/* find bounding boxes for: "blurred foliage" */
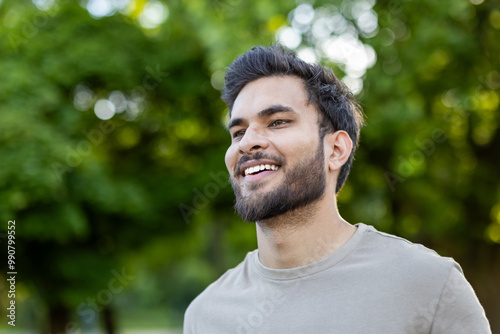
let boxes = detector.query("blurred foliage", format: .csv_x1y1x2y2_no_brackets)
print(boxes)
0,0,498,332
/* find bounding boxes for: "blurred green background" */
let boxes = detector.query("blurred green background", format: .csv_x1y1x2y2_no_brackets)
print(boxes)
0,0,499,332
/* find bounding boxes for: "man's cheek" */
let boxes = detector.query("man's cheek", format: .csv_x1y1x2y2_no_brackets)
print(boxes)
225,147,238,173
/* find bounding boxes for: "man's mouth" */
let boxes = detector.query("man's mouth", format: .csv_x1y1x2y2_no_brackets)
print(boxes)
244,164,280,176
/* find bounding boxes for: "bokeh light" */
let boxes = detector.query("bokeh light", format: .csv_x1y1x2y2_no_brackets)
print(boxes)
94,99,116,120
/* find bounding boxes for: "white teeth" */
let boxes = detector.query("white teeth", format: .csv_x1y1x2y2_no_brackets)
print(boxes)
244,164,280,176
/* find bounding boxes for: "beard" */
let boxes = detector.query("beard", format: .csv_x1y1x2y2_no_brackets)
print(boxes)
230,141,326,222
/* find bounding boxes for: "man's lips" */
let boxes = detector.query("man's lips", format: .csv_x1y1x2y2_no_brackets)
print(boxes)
238,159,282,177
244,169,277,182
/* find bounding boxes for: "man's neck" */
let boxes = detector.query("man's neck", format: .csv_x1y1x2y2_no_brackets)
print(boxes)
255,199,356,269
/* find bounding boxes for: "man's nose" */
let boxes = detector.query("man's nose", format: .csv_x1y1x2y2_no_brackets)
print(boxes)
238,127,269,154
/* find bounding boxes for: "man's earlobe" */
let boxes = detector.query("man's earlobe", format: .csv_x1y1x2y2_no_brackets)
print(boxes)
327,130,353,172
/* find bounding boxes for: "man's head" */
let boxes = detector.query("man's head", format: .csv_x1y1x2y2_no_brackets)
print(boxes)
223,44,364,193
223,44,364,222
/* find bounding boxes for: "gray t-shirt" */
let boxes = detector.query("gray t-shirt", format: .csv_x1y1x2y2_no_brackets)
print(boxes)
184,223,490,333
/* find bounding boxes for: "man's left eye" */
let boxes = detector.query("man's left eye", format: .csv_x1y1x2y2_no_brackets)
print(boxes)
270,120,288,127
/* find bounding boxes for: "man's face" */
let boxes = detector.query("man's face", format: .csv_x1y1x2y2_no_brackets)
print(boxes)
225,76,328,222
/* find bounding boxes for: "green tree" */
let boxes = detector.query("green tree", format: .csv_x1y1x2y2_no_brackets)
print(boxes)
0,0,498,332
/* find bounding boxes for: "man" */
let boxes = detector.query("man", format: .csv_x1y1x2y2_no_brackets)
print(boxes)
184,44,490,333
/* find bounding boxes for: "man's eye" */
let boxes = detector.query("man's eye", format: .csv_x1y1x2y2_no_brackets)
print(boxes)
232,130,245,138
270,120,288,127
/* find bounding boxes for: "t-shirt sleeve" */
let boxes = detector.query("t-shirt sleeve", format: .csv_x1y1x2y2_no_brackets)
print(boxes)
183,302,195,334
183,294,212,334
430,263,491,333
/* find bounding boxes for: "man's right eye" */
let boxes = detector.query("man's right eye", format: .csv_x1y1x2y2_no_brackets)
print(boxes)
232,130,245,138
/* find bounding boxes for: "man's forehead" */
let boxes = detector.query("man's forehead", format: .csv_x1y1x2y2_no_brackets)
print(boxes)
230,76,309,118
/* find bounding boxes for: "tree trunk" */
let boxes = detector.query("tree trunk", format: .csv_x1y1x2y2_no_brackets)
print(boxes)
103,306,116,334
48,304,71,334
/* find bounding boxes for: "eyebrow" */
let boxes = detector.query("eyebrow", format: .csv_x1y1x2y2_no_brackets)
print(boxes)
227,105,296,131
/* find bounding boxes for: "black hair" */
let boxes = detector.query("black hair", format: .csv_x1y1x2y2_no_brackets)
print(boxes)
222,44,364,194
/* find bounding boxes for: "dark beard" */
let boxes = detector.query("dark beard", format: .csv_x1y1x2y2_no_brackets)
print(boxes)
230,141,326,222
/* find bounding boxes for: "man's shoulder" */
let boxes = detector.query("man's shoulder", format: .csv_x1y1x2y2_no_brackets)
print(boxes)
358,223,458,278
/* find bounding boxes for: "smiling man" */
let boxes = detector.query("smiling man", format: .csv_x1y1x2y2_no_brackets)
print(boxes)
183,45,490,333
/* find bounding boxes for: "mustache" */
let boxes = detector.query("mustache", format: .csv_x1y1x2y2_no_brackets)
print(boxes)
234,152,285,178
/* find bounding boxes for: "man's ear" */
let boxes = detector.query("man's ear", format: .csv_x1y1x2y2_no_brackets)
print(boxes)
324,130,353,172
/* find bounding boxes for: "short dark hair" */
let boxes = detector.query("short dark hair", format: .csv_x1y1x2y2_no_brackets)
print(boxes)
222,44,364,194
